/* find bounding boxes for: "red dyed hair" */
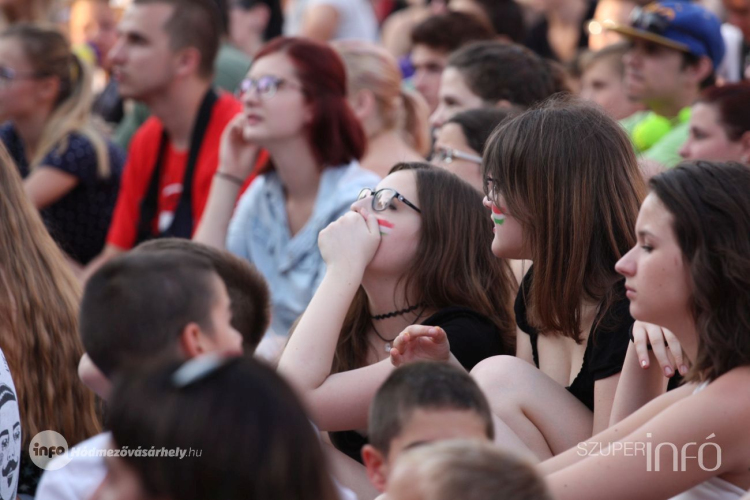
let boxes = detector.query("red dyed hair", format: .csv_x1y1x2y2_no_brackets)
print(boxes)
255,37,366,169
697,82,750,142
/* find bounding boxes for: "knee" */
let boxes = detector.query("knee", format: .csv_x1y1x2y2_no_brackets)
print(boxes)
471,355,530,395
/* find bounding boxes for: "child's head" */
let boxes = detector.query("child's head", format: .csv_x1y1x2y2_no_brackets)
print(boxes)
388,440,552,500
362,362,493,491
96,355,339,500
80,251,243,380
134,238,271,353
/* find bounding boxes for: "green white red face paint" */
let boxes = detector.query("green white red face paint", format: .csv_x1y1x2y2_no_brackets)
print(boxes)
491,205,506,225
377,218,394,236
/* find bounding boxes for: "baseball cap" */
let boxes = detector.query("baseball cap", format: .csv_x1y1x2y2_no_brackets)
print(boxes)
608,1,725,69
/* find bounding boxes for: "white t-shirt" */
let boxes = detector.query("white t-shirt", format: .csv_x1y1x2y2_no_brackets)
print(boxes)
0,350,21,500
284,0,379,42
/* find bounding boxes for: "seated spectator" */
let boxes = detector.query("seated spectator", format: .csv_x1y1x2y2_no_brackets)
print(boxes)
284,0,378,42
0,144,101,497
540,161,750,500
391,99,645,461
362,362,494,493
0,24,124,268
334,39,429,178
679,82,750,163
84,0,247,279
0,350,21,500
613,1,725,168
430,41,556,129
38,241,272,500
195,37,380,350
579,43,645,120
92,355,339,500
431,107,516,192
229,0,284,58
277,162,516,463
389,441,552,500
408,11,494,113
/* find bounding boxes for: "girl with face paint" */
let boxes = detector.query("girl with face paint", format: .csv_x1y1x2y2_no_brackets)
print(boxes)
278,162,516,463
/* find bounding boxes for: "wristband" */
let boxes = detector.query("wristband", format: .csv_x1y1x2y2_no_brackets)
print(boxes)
215,171,244,186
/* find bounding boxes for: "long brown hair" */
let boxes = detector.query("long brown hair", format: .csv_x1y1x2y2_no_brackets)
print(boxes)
484,97,645,342
333,162,516,373
649,161,750,383
0,144,101,449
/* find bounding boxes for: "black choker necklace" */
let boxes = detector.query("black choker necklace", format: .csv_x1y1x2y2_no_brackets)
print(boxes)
372,303,423,321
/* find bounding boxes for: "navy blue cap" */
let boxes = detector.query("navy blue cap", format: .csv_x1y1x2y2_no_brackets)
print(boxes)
609,1,725,69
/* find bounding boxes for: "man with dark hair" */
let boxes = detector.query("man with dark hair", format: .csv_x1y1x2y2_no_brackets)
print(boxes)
361,362,494,494
430,41,556,129
83,0,249,280
611,1,725,167
410,11,495,113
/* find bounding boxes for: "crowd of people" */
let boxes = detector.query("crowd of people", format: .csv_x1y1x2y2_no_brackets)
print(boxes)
1,0,750,499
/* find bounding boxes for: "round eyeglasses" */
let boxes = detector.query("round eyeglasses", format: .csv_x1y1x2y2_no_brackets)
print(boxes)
236,75,302,99
357,188,421,213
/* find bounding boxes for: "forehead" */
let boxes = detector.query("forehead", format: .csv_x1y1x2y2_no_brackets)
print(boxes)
119,3,174,38
411,44,448,65
436,122,472,148
0,38,27,66
440,66,479,99
376,170,418,197
247,52,297,79
637,192,674,233
691,102,720,126
393,408,488,451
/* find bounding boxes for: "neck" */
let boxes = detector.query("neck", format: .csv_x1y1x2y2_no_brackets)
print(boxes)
647,87,699,119
266,135,323,199
362,272,427,343
145,77,212,151
664,315,699,366
13,106,54,162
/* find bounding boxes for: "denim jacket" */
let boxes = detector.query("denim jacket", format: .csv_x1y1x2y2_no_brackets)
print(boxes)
227,161,381,337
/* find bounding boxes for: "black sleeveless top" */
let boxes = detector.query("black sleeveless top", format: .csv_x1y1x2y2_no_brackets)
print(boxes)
515,266,633,411
329,306,510,463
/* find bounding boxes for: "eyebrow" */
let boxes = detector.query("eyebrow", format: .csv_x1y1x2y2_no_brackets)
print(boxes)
637,230,656,239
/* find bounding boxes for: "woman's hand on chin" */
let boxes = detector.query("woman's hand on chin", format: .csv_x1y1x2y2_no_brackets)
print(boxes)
218,114,260,179
631,320,687,377
319,209,381,277
390,325,451,367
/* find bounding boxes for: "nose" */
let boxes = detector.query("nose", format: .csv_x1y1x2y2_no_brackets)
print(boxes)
107,36,125,65
615,246,637,277
241,83,261,108
678,138,692,159
350,194,371,212
430,104,446,130
482,196,493,209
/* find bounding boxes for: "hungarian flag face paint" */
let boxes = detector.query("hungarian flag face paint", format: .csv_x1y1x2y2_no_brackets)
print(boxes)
491,205,506,226
377,218,394,236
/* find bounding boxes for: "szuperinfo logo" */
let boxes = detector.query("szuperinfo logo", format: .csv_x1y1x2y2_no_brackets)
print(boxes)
577,433,722,472
29,431,70,471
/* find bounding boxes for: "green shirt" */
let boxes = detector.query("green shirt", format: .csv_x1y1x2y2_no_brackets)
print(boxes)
113,42,251,151
620,110,689,169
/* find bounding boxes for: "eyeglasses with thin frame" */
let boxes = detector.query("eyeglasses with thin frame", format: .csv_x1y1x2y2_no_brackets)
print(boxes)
357,187,422,213
431,146,483,165
235,75,303,99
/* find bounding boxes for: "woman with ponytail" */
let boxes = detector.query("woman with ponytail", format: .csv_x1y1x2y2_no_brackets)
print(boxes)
333,39,430,178
0,24,124,268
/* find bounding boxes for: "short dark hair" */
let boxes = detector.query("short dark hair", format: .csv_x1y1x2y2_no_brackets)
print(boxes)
410,11,494,54
134,238,271,353
471,0,526,43
446,107,518,156
108,356,339,500
134,0,221,78
447,41,556,108
368,362,494,455
681,52,716,89
80,252,220,378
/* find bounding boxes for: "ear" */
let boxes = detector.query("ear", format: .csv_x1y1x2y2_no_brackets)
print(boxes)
350,88,376,122
178,322,210,358
361,445,388,493
175,46,203,78
686,56,713,86
740,130,750,163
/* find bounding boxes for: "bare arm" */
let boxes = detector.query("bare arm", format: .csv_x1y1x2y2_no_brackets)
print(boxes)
609,343,670,425
591,372,621,435
301,4,340,41
24,167,79,209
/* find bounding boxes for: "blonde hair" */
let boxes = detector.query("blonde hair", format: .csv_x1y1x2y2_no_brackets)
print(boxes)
0,144,102,449
1,23,111,177
392,440,552,500
334,39,430,157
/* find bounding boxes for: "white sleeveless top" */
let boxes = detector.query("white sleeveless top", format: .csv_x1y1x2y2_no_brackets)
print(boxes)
669,382,747,500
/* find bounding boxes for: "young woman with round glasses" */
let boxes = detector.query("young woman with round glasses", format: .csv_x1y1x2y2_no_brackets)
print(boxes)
277,162,516,463
195,37,379,356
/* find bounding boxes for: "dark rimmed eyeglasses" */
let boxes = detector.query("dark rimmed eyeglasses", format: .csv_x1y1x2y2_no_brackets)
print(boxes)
357,187,421,213
431,146,483,165
235,75,303,99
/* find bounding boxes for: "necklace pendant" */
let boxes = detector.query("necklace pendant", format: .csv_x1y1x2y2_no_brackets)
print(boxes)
385,342,392,353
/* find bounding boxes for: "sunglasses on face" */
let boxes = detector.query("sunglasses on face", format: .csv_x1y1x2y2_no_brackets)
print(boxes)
431,146,483,165
357,187,422,213
236,75,302,99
